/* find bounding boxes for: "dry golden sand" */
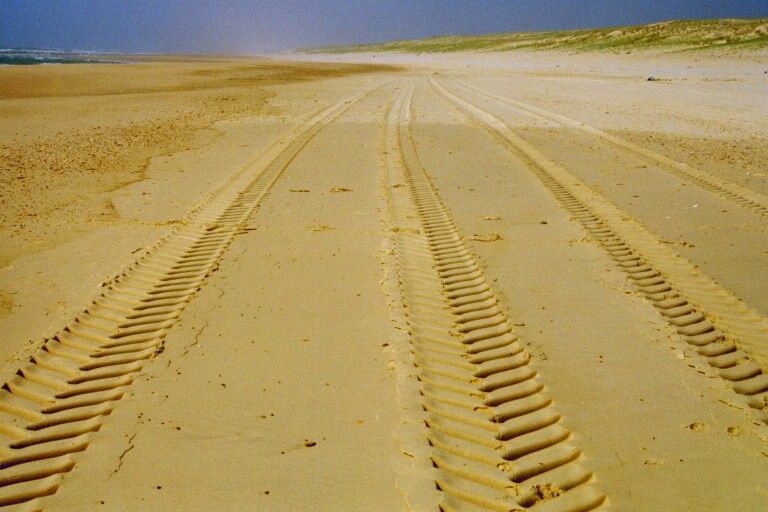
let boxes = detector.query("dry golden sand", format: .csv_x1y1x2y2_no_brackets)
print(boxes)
0,59,393,263
0,51,767,511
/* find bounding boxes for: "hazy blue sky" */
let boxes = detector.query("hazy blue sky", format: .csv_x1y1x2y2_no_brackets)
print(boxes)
2,0,767,53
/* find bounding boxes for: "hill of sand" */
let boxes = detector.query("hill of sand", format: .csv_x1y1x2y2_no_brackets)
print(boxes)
307,17,768,54
0,45,767,511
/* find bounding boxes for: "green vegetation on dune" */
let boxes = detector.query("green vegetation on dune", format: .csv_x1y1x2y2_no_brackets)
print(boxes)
305,18,768,54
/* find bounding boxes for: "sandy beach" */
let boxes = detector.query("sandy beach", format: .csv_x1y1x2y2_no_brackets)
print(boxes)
1,45,767,510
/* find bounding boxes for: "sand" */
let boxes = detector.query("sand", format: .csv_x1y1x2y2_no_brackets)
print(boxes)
0,49,767,511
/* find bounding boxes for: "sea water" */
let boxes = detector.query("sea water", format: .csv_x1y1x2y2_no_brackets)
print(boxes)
0,49,123,65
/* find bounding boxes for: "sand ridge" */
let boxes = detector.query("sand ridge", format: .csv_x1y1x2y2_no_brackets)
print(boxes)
307,17,768,54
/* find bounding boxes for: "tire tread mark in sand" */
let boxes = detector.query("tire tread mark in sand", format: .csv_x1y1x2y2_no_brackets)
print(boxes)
451,78,768,220
0,83,384,510
384,83,606,512
430,77,768,425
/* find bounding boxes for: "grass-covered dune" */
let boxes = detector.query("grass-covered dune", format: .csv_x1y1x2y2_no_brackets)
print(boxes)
305,18,768,54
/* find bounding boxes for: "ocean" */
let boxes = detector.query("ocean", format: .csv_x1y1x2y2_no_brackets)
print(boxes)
0,49,123,65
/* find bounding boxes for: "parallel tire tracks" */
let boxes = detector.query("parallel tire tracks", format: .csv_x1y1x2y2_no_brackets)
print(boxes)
451,78,768,220
384,83,606,511
0,84,382,509
430,77,768,424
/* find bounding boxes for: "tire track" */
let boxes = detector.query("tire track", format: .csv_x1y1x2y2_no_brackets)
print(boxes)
383,83,606,511
451,78,768,220
0,83,384,509
430,77,768,425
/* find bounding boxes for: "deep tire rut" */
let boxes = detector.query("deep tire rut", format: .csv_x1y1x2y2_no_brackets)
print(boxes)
383,83,607,511
452,78,768,220
430,77,768,425
0,84,383,510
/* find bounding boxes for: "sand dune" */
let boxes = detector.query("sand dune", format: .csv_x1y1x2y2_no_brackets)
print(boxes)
0,46,767,510
308,17,768,54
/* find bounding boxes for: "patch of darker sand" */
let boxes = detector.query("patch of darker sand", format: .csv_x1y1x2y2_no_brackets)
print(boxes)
0,60,399,264
608,130,768,196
